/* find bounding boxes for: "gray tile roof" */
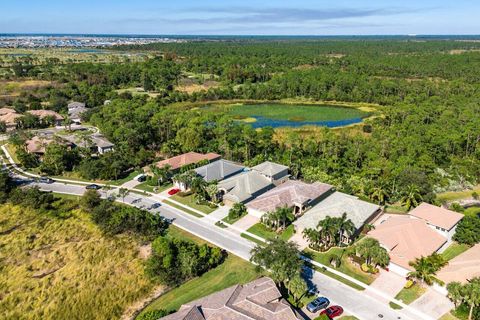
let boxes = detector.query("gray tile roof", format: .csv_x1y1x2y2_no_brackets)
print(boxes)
293,191,381,230
218,171,274,203
195,159,245,182
251,161,288,177
160,277,303,320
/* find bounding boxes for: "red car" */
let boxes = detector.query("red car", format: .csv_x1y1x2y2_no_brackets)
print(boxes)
320,306,343,319
168,188,180,196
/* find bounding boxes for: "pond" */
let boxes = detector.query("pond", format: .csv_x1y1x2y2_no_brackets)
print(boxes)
228,103,369,129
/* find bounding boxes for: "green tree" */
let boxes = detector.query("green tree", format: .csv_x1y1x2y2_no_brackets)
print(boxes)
408,253,447,286
228,202,247,220
81,189,102,212
401,185,423,211
288,274,308,307
453,216,480,245
118,188,129,203
355,238,390,267
447,282,464,309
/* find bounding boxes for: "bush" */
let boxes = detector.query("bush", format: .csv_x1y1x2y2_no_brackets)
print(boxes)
453,216,480,245
404,280,414,289
329,255,341,268
136,309,169,320
472,192,479,200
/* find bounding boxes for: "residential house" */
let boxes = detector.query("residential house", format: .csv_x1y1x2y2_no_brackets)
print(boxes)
218,170,274,206
251,161,290,185
91,134,115,154
155,152,221,171
67,102,87,124
194,159,245,183
25,135,72,156
159,277,305,320
408,202,463,241
62,133,114,155
293,191,382,242
246,180,333,218
0,111,22,131
27,110,64,126
368,216,448,276
437,244,480,284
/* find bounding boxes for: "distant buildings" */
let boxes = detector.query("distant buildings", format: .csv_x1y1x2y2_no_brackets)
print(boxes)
26,110,64,126
0,108,22,131
154,152,221,171
159,277,305,320
67,102,88,124
62,133,114,155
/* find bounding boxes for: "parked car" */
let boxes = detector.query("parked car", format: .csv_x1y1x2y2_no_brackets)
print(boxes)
307,297,330,313
149,203,161,209
168,188,180,195
132,198,142,204
320,306,343,318
85,184,102,190
134,174,146,182
38,176,54,184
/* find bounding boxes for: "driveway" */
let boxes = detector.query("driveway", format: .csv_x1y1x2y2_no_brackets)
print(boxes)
121,179,141,189
368,269,406,303
410,288,453,319
232,214,260,231
209,206,230,221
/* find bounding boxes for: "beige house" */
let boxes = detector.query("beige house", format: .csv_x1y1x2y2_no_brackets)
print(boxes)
0,111,22,131
27,110,64,126
246,180,333,218
437,244,480,284
160,277,305,320
154,152,221,171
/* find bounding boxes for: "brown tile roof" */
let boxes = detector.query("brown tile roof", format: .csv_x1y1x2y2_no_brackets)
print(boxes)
246,180,333,213
25,136,55,154
27,110,64,121
156,152,221,170
0,112,23,125
438,244,480,284
368,216,447,271
409,202,463,230
160,277,303,320
0,107,17,116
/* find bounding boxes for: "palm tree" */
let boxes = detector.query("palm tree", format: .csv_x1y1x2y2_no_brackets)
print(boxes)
337,212,356,245
401,185,423,211
408,254,447,286
205,184,219,203
447,282,464,309
355,238,389,267
118,188,129,203
303,228,322,250
370,186,388,205
317,216,339,249
275,206,295,230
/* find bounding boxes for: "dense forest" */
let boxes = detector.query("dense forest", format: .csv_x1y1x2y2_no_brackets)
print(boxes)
2,39,480,206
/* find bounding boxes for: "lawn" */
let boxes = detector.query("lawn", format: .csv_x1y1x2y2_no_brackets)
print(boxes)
139,251,262,316
170,194,217,214
136,182,172,194
305,247,376,285
464,206,480,217
441,242,471,260
0,204,155,320
246,223,295,241
228,103,368,122
163,200,204,218
109,169,143,186
393,284,426,305
437,186,480,202
222,212,247,225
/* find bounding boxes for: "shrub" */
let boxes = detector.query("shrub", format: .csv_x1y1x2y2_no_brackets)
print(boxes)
136,309,169,320
404,280,414,289
472,192,479,200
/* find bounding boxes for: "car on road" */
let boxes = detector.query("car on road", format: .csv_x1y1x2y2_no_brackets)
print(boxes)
320,305,343,318
307,296,330,313
85,184,102,190
132,198,142,204
148,203,161,210
38,177,55,184
168,188,180,195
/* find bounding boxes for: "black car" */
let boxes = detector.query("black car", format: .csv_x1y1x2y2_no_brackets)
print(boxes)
149,203,161,210
38,177,54,184
307,296,330,313
85,184,102,190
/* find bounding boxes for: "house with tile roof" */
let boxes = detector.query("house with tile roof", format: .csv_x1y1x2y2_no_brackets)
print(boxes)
251,161,290,185
67,101,88,124
194,159,245,183
155,152,221,171
27,110,64,126
25,135,72,156
437,244,480,284
408,202,463,241
0,111,22,131
159,277,305,320
218,170,274,206
246,180,334,218
293,191,382,240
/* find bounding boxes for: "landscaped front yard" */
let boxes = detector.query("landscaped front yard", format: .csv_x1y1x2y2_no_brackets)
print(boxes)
135,182,172,194
245,223,295,241
441,242,471,261
305,247,376,285
171,194,217,214
394,284,426,304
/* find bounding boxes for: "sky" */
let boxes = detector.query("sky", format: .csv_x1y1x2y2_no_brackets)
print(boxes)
1,0,479,35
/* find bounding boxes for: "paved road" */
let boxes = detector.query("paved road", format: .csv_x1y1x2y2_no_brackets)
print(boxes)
23,179,424,320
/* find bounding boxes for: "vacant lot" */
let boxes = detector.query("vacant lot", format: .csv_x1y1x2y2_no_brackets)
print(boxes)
0,204,155,320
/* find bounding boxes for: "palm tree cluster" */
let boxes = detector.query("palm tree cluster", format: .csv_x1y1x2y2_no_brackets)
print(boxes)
173,170,219,205
447,278,480,320
149,164,172,187
261,206,295,232
355,238,390,269
407,253,448,286
303,213,356,251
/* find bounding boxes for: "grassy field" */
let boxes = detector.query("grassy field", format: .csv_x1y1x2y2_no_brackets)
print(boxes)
437,186,480,202
139,254,262,316
0,204,155,320
170,194,217,214
228,103,369,122
246,223,295,241
394,284,426,305
305,247,376,285
441,242,471,260
464,206,480,217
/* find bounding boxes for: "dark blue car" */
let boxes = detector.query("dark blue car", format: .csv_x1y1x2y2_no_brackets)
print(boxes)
307,296,330,313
